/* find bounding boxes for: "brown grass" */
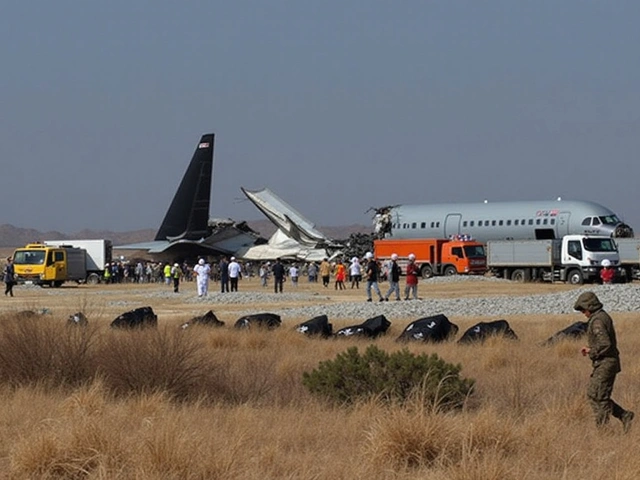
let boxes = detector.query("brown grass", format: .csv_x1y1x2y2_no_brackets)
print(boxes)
0,279,639,478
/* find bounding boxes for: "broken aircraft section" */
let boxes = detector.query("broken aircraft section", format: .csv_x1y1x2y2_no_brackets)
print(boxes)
236,187,343,261
116,133,343,262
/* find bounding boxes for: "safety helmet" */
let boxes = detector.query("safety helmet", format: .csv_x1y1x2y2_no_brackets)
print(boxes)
365,252,373,259
408,253,416,261
601,259,611,267
391,253,398,261
198,259,205,265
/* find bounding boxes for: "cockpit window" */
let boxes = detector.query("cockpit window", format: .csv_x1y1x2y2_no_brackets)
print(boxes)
599,215,620,225
581,218,591,226
592,217,601,225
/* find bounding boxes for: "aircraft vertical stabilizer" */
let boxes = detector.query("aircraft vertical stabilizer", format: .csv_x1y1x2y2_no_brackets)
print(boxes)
155,134,215,241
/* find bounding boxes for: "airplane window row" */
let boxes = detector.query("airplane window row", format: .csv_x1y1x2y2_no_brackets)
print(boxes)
462,218,555,228
394,218,556,229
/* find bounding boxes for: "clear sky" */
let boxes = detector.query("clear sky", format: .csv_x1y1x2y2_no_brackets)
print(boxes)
2,1,639,233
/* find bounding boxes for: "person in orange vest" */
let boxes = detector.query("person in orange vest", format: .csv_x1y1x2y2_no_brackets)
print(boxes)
334,259,346,290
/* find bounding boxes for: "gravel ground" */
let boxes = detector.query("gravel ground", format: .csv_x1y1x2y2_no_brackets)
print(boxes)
179,276,640,320
38,276,640,321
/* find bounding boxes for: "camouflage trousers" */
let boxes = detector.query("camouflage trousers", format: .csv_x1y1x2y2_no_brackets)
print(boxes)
587,358,625,426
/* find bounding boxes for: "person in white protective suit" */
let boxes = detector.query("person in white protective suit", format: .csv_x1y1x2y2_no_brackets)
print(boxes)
193,258,211,297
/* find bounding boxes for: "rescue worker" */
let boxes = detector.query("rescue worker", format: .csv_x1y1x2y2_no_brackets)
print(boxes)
600,259,615,284
349,257,362,289
575,291,634,432
364,252,384,302
163,263,172,286
103,262,112,284
384,253,401,301
4,257,16,297
334,259,346,290
404,253,419,300
228,256,242,292
219,256,230,293
272,258,286,293
193,258,211,297
319,258,331,288
171,262,181,293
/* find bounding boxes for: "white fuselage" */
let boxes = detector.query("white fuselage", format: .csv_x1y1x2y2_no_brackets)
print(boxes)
376,199,633,243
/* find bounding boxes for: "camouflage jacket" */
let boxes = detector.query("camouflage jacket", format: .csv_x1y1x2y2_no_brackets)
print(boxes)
587,309,620,363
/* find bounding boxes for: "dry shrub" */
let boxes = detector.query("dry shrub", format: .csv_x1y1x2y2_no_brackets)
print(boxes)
215,348,280,404
365,406,457,469
459,408,521,458
0,315,98,389
96,326,220,401
10,409,129,478
444,453,518,480
365,403,524,476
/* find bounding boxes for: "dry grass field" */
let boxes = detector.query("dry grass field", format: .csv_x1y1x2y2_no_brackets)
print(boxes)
0,267,638,479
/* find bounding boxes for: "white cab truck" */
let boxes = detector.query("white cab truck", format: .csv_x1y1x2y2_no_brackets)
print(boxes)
613,237,640,281
486,235,623,284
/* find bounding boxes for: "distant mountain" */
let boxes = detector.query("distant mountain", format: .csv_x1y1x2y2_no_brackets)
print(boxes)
0,222,371,248
0,224,156,248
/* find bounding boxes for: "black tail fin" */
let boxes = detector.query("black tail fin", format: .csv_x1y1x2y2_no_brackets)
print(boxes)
155,134,215,241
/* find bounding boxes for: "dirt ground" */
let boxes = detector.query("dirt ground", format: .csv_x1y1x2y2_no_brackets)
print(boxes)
0,273,581,327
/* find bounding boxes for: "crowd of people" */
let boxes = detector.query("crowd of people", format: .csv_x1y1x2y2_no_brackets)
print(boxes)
246,252,423,301
1,251,424,300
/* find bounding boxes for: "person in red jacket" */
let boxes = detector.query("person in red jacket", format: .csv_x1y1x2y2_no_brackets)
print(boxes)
600,259,615,284
404,253,419,300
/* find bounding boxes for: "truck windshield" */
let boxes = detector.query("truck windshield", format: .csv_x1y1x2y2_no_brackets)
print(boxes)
583,238,617,252
13,250,46,265
464,245,486,257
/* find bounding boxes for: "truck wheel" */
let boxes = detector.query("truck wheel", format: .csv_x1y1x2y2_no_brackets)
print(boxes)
86,273,100,285
421,265,434,279
567,269,584,285
443,265,457,276
511,269,529,283
53,281,63,288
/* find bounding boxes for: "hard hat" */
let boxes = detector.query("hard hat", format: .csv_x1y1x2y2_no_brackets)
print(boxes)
231,256,236,261
391,253,398,260
601,259,611,267
174,263,179,267
365,252,373,259
198,259,205,265
408,253,416,260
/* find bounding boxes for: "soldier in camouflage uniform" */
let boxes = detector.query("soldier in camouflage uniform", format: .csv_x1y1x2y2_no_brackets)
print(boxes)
574,291,634,432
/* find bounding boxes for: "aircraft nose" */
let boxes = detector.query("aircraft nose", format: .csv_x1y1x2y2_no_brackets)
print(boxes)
614,223,634,238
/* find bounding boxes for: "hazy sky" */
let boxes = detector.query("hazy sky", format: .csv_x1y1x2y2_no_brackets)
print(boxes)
2,1,639,233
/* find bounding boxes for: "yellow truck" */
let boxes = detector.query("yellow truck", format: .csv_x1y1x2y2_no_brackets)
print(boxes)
12,240,112,287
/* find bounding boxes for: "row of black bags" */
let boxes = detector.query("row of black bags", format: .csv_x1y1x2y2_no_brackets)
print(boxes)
101,307,588,345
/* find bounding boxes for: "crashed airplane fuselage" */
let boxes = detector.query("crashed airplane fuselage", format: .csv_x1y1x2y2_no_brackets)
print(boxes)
115,133,264,261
